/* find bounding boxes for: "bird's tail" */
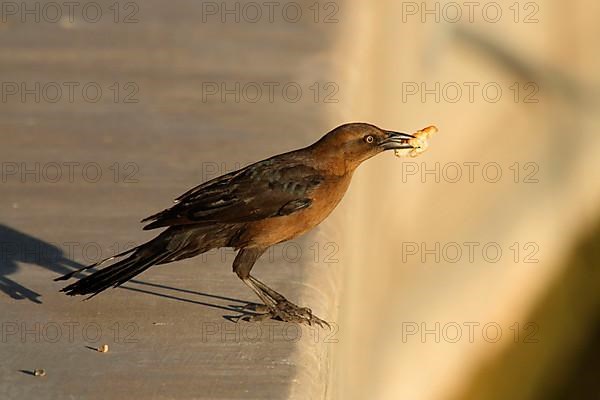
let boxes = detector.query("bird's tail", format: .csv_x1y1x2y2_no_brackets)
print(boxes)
56,224,238,298
55,230,179,298
58,251,171,298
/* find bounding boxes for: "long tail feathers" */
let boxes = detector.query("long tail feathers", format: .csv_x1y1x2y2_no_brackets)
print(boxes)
53,245,140,282
58,248,171,299
56,225,228,299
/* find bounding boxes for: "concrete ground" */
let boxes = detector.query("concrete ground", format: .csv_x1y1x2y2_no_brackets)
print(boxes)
0,1,348,398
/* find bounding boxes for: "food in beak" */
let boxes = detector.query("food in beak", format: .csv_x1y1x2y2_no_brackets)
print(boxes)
394,125,438,158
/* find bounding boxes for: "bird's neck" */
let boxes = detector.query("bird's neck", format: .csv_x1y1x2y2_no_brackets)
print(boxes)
302,145,359,177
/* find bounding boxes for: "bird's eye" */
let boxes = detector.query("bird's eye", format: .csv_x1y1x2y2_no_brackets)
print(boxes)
364,135,374,144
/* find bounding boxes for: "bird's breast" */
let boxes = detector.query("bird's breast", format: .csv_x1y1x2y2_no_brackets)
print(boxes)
240,173,352,247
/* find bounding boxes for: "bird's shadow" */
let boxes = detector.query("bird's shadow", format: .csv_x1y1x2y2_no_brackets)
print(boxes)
0,224,260,321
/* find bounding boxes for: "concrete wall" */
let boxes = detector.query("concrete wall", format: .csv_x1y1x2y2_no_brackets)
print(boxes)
334,1,600,399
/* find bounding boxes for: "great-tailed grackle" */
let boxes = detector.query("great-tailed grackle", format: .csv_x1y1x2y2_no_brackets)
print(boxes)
56,123,420,326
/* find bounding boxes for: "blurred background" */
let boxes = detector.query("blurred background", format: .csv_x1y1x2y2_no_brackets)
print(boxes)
338,1,600,399
1,0,599,399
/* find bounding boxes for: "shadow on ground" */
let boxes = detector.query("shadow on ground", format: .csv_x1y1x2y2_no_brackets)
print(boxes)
0,224,259,319
0,225,80,303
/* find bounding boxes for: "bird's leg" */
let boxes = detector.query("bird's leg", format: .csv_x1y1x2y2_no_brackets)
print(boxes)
240,277,274,313
248,276,286,302
248,275,329,328
233,248,329,327
233,247,273,313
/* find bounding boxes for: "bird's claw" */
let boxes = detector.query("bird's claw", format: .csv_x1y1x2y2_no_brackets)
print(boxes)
245,299,330,328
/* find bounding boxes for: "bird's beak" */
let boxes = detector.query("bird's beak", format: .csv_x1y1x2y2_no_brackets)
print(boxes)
379,130,416,151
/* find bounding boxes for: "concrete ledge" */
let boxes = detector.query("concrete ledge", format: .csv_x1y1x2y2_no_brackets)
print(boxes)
0,1,360,398
333,1,600,399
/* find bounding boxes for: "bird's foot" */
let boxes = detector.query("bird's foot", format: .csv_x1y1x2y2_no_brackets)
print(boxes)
248,299,330,328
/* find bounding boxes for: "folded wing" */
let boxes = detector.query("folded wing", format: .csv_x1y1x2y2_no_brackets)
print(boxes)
141,158,324,230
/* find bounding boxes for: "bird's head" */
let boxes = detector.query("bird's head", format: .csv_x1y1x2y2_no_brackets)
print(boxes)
312,123,416,171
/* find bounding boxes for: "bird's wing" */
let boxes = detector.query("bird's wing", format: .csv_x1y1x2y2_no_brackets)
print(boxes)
141,159,324,230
